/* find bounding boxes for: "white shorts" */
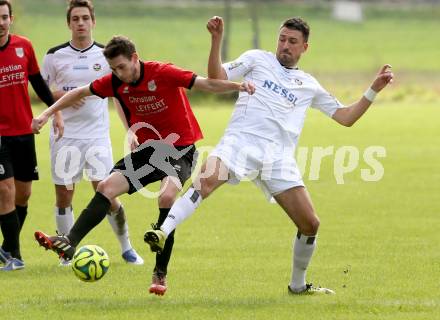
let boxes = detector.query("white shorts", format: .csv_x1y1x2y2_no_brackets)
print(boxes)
50,136,114,185
209,132,304,201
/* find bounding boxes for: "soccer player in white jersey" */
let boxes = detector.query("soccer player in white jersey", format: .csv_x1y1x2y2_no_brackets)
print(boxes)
144,16,394,294
42,0,142,265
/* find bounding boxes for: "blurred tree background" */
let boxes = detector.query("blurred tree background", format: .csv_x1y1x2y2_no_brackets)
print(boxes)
11,0,440,105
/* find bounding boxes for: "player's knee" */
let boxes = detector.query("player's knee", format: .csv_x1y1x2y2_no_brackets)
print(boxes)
55,187,73,207
16,189,32,205
158,192,176,208
298,215,320,236
96,180,115,199
0,182,14,198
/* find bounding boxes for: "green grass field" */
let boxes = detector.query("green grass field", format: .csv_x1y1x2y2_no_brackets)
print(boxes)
1,102,439,319
1,1,440,319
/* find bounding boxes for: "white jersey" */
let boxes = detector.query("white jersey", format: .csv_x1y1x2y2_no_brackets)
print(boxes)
42,41,110,139
223,49,344,152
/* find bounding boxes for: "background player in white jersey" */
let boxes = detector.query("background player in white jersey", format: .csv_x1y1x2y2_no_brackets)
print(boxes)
42,0,142,265
145,16,394,294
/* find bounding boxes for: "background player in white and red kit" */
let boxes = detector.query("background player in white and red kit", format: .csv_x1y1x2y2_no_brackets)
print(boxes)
144,16,394,295
32,35,255,295
0,0,61,271
42,0,142,266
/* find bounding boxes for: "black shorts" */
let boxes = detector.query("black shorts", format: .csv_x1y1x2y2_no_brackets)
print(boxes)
112,142,197,195
0,134,39,182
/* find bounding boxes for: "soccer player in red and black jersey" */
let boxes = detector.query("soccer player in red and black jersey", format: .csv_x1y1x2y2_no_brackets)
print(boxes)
0,0,61,271
32,35,254,294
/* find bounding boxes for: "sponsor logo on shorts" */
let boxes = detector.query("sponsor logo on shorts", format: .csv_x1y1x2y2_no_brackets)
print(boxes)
34,166,38,174
0,164,5,175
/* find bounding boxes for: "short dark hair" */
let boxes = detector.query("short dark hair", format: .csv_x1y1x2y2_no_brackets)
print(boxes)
103,36,136,60
0,0,12,16
280,17,310,42
67,0,95,22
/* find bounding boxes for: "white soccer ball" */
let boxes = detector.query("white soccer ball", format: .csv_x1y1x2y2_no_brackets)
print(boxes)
71,245,110,282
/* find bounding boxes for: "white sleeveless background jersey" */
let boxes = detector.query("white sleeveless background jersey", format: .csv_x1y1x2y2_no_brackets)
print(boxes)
42,42,110,139
223,49,344,152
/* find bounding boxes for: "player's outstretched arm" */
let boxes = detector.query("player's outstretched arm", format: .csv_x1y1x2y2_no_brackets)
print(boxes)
332,64,394,127
193,76,255,94
31,85,93,134
207,16,227,80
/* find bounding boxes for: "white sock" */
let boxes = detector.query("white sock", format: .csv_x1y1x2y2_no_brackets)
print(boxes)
55,206,74,235
290,232,317,290
107,205,132,253
161,187,202,236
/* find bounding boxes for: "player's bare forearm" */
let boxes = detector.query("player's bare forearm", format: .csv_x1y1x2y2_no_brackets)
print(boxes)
32,85,92,134
193,77,255,94
332,64,394,127
208,36,226,79
207,16,227,80
52,90,65,101
42,85,91,118
332,98,372,127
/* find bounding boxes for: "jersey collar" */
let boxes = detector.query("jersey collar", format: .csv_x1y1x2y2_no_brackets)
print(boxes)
281,63,298,70
69,40,96,53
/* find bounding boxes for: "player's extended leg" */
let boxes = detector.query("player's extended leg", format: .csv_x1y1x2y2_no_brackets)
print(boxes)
14,180,32,230
35,172,130,260
144,156,229,252
274,186,334,295
52,184,76,266
90,180,143,265
149,177,181,296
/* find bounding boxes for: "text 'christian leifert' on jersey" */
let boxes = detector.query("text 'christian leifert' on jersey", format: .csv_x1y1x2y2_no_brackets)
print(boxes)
222,49,345,152
0,35,40,136
90,61,203,146
42,42,111,139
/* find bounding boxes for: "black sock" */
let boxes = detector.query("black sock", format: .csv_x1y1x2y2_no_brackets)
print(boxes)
16,205,28,230
155,208,175,274
68,192,111,247
0,210,21,259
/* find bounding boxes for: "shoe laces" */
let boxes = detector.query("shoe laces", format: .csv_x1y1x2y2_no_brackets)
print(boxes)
151,223,160,230
55,231,70,243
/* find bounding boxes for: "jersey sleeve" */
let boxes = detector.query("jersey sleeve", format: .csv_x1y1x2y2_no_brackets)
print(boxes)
311,81,345,117
41,54,56,87
159,63,196,89
26,41,40,76
90,73,114,98
222,50,256,81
